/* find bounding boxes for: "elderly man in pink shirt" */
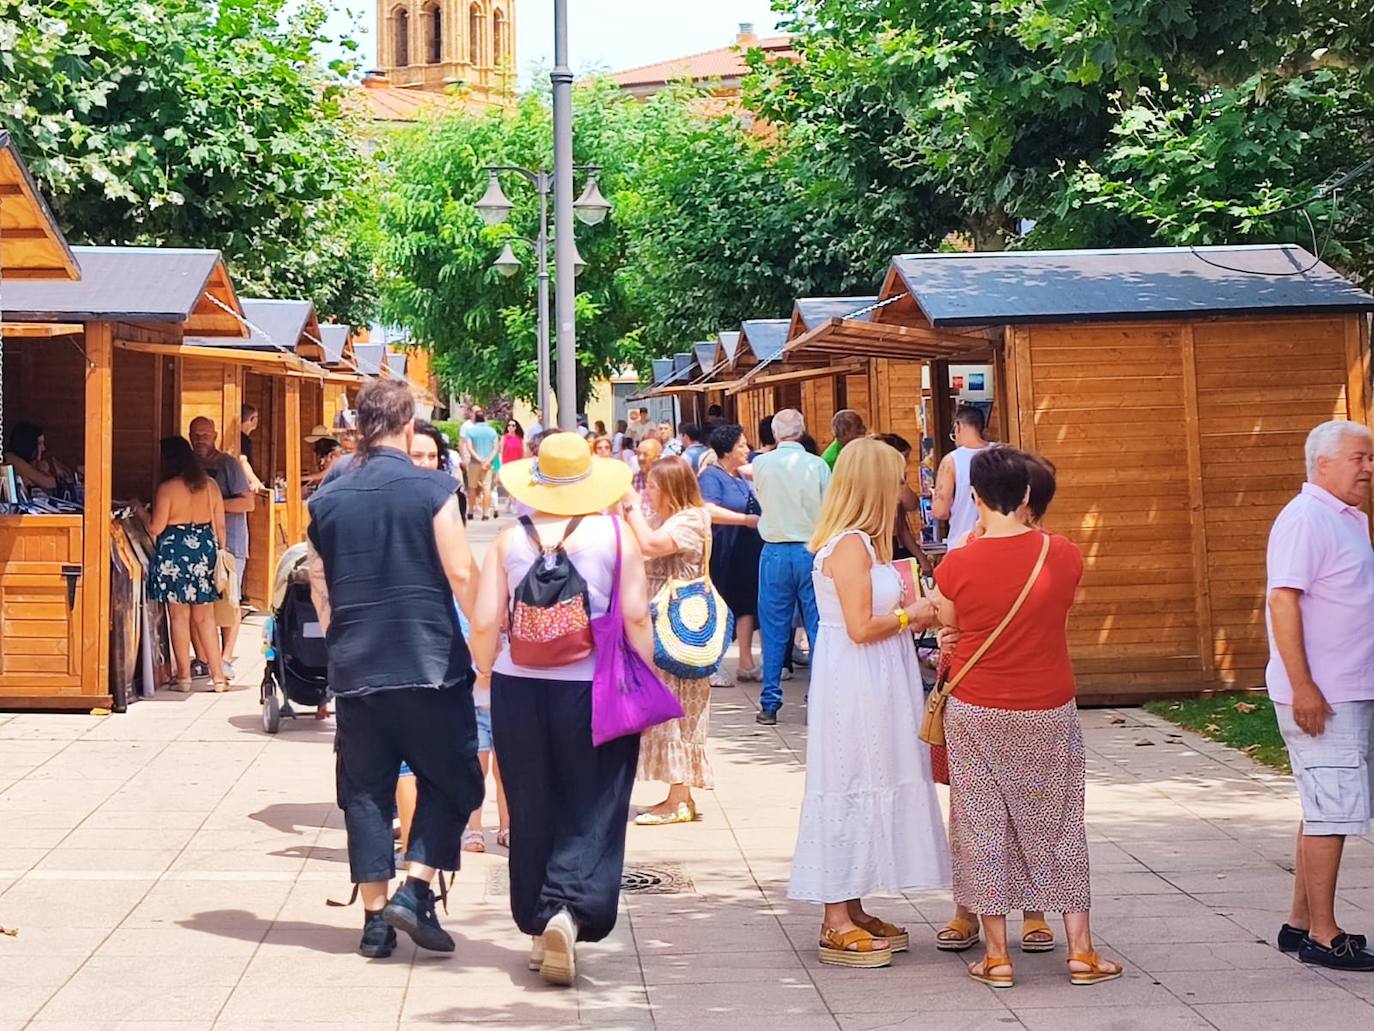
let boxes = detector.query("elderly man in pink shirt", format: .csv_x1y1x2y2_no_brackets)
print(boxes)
1266,418,1374,972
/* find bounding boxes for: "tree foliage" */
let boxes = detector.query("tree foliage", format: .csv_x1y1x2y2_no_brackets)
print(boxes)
0,0,377,322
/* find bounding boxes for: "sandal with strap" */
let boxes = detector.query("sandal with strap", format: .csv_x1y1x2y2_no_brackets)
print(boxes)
1021,916,1056,953
1068,950,1123,986
968,953,1014,989
855,915,909,953
936,915,980,952
818,926,892,968
461,829,486,853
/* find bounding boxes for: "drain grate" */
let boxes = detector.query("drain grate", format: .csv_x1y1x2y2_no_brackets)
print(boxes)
483,862,692,898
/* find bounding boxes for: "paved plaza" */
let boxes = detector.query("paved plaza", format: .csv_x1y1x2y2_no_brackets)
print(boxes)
3,522,1374,1030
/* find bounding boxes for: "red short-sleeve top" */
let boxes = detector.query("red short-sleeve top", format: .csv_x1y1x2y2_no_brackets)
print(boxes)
933,531,1084,711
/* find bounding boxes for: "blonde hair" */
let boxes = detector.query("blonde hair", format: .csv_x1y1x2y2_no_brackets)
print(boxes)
809,437,902,564
647,456,704,516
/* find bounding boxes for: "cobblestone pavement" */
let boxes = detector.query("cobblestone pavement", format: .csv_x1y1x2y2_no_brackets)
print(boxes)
4,517,1374,1029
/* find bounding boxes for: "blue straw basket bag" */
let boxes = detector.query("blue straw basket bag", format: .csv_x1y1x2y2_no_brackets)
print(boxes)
650,511,734,679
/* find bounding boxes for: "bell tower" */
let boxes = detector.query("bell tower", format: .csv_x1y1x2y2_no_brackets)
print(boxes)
374,1,516,109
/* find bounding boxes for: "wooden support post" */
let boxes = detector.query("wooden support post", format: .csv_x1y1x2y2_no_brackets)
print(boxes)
1179,324,1215,681
929,359,954,468
285,377,303,542
993,333,1014,446
1011,326,1036,452
81,322,114,700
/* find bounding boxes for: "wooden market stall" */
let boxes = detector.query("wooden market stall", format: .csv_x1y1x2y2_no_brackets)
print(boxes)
862,244,1374,702
1,242,249,710
319,323,361,424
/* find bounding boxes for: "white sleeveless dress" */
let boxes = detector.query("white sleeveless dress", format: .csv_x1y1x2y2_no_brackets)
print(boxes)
788,530,951,902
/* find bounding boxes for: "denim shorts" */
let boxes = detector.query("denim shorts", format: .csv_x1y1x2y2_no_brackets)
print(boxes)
1275,700,1374,836
398,705,491,778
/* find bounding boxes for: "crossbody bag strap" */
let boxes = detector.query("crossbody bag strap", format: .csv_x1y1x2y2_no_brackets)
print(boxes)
942,532,1051,695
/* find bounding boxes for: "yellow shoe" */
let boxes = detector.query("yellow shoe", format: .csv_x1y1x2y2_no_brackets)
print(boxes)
634,802,695,826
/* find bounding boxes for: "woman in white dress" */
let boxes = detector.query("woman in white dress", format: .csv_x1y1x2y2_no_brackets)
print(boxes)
789,437,950,968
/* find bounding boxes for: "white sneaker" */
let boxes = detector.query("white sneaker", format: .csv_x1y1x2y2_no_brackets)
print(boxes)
710,669,732,688
540,909,577,986
221,660,237,680
528,935,545,971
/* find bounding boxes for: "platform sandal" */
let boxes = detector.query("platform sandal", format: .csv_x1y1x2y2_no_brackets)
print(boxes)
818,927,892,968
967,953,1014,989
212,678,229,693
936,915,980,952
855,915,909,953
1068,950,1123,986
1021,916,1056,953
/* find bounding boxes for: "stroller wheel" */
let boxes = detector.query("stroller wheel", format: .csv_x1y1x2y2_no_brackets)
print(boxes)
262,683,282,735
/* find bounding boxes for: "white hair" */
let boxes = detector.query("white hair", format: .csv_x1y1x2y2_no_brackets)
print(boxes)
771,408,805,442
1305,419,1372,478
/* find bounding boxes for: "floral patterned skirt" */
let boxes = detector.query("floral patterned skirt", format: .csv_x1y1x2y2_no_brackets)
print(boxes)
151,522,221,605
945,697,1091,915
637,672,713,789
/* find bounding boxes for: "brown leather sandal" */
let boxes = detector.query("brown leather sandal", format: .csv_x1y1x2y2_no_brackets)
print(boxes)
936,915,980,952
1068,950,1123,986
968,953,1014,988
1021,916,1056,953
855,915,909,953
818,927,892,968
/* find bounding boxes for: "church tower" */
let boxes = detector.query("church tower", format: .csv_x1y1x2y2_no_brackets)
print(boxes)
374,0,516,109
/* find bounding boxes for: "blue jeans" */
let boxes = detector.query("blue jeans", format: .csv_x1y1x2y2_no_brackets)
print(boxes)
757,542,819,712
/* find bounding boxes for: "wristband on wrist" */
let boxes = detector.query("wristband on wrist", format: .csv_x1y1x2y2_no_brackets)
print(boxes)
894,608,910,632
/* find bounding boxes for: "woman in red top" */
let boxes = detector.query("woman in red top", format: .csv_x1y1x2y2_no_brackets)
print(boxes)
932,446,1121,990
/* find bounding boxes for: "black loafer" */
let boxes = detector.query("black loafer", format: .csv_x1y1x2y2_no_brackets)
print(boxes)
384,880,455,953
1279,923,1367,953
358,910,397,959
755,708,778,726
1298,932,1374,971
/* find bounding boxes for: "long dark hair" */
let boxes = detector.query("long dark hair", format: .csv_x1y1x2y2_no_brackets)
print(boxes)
5,421,42,463
355,379,415,461
505,418,524,439
413,419,451,470
159,436,208,490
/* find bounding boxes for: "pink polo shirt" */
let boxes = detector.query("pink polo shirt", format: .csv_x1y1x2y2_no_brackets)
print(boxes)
1265,483,1374,704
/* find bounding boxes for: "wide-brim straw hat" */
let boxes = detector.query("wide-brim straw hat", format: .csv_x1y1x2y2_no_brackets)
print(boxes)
303,424,335,444
499,431,631,516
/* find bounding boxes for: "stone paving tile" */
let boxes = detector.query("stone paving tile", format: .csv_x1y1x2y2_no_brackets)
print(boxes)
3,523,1374,1029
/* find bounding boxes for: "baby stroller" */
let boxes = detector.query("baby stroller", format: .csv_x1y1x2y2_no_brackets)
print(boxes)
260,543,330,733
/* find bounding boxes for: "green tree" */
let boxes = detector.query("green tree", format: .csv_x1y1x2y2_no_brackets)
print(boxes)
0,0,376,322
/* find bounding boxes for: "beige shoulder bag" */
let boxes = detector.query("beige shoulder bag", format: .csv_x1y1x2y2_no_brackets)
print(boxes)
918,533,1051,747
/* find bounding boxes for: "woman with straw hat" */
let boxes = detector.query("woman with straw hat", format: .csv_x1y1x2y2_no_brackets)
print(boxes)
470,432,655,988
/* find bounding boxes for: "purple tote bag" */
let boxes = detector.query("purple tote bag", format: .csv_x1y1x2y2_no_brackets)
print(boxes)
590,518,684,747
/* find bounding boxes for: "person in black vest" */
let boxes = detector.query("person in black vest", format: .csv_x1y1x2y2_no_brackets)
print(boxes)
306,378,482,960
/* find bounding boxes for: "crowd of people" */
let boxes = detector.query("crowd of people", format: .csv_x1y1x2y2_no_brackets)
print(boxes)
134,373,1374,987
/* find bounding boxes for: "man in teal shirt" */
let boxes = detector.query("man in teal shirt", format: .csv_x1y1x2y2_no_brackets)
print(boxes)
820,409,866,470
459,408,500,520
750,409,831,724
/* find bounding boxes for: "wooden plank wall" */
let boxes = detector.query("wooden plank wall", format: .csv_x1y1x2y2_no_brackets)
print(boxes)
180,359,241,447
0,517,84,693
845,373,871,426
1016,321,1203,697
801,378,836,447
1195,316,1356,688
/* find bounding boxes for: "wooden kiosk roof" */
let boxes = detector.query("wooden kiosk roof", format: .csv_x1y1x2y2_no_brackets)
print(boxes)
0,131,79,280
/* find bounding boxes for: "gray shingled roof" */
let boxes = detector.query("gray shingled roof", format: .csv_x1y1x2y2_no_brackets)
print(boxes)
739,319,791,362
318,325,350,365
693,341,717,371
889,245,1374,328
353,343,386,376
794,296,878,331
188,298,312,351
0,246,223,321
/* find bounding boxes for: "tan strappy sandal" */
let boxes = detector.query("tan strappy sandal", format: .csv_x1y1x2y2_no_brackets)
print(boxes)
818,927,892,968
1021,916,1056,953
936,915,980,952
968,953,1014,989
1068,950,1123,986
855,915,909,953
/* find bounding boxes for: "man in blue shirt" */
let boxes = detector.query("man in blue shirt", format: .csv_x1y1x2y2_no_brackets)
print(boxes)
190,416,254,678
308,379,482,960
749,409,831,725
459,407,500,521
680,423,708,472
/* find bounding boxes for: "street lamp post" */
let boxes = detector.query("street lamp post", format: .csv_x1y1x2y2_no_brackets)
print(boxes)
475,165,611,429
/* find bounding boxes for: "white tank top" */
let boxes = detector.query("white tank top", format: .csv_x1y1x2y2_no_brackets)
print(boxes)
946,445,985,546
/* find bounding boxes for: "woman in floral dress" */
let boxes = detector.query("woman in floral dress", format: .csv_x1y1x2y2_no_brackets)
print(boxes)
146,436,228,693
621,456,714,825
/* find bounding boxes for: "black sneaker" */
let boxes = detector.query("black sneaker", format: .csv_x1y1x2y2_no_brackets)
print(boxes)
358,910,396,959
755,708,778,726
191,660,209,678
1298,932,1374,971
1279,923,1366,953
383,879,454,953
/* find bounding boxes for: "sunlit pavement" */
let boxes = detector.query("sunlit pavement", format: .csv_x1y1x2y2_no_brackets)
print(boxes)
3,513,1374,1029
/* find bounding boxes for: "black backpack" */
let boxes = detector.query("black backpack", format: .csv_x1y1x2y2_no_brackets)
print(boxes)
508,516,594,668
